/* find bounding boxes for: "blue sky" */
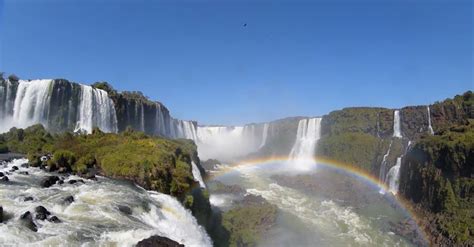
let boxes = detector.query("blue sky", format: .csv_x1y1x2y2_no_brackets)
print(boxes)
0,0,472,125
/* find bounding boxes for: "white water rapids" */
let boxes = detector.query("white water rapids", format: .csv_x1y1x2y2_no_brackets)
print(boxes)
0,159,212,247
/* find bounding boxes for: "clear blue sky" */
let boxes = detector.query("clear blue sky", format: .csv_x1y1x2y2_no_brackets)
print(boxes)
0,0,472,125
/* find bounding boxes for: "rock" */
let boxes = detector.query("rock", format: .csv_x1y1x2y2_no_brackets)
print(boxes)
35,206,51,220
1,176,9,182
63,196,74,204
20,163,29,168
40,176,60,188
47,216,61,223
12,166,18,171
19,171,29,175
136,235,184,247
0,206,3,223
20,211,37,232
24,196,34,202
0,172,4,177
58,179,64,185
118,205,132,215
68,179,84,185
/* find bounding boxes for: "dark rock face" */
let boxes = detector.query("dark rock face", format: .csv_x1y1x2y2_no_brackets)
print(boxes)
136,235,184,247
20,211,37,232
47,216,61,223
40,176,60,188
35,206,51,220
117,205,132,215
63,196,74,204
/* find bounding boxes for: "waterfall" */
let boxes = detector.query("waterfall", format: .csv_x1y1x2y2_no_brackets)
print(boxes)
191,161,206,188
195,125,261,162
140,104,145,132
10,80,53,130
392,110,402,138
258,123,269,149
155,104,167,136
427,106,434,135
386,157,402,194
0,80,118,134
378,141,393,184
75,85,118,133
289,118,322,169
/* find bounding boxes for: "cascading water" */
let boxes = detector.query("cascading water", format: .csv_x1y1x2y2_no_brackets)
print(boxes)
427,106,434,135
75,84,118,133
385,157,402,194
191,161,206,188
378,141,393,184
0,159,212,246
258,123,269,149
8,80,53,131
196,125,263,161
0,80,118,134
393,110,402,138
289,118,322,169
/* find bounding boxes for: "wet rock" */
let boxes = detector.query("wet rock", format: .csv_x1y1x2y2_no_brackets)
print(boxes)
40,176,60,188
35,206,51,220
58,167,68,173
19,171,29,175
118,205,132,215
0,172,4,177
63,196,74,204
47,216,61,223
136,235,184,247
20,163,29,168
0,206,3,223
1,176,9,182
20,211,37,232
24,196,34,202
68,179,84,185
12,166,18,171
58,179,64,185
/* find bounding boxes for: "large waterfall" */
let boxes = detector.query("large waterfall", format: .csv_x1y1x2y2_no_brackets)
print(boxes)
195,125,262,161
0,79,118,134
427,106,434,135
392,110,402,138
289,118,322,169
75,84,118,133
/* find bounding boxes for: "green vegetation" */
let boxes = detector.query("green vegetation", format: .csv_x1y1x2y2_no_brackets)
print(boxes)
400,123,474,245
0,125,201,199
317,132,385,171
221,197,277,247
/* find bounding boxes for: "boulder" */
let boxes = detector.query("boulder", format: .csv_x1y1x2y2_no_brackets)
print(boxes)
1,176,9,182
0,172,4,177
47,216,61,223
20,211,37,232
20,163,29,168
40,176,60,188
12,166,18,171
35,206,51,220
136,235,184,247
63,196,74,204
19,171,29,175
24,196,34,202
118,205,132,215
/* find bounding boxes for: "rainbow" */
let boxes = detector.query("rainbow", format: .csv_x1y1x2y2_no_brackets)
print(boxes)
208,155,430,245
